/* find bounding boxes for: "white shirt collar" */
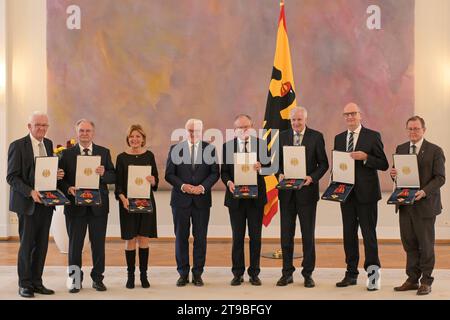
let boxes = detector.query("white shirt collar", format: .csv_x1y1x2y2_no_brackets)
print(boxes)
348,124,362,135
187,140,200,148
79,143,93,154
293,127,306,136
410,138,424,151
29,133,44,145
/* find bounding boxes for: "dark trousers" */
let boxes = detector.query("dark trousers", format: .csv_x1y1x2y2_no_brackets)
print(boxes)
340,198,380,278
17,205,53,288
65,208,108,282
280,200,317,278
399,208,436,285
172,206,210,277
228,201,264,277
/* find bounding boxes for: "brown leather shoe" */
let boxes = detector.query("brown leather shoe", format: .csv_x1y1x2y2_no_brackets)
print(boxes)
394,281,419,291
417,284,432,295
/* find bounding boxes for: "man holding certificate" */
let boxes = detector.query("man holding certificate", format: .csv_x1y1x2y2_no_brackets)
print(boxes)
221,114,267,286
165,119,220,287
58,119,115,293
334,103,388,290
7,111,64,298
276,107,329,288
390,116,445,295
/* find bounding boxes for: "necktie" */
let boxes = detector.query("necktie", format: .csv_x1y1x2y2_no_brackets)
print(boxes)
411,144,417,154
191,143,196,170
347,132,354,152
243,140,249,153
38,142,46,157
294,133,302,146
83,148,90,156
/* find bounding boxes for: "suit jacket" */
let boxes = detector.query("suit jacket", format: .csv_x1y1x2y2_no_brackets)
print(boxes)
221,137,268,209
165,141,220,209
7,135,54,216
278,127,329,205
58,144,116,216
395,140,445,217
334,126,389,203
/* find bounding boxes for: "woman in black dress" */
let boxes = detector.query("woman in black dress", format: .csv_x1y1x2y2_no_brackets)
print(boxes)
115,124,158,289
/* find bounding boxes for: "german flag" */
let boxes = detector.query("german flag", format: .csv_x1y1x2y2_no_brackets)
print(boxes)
262,0,297,227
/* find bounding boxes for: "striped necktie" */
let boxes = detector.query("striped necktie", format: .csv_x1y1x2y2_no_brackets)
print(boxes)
347,132,354,152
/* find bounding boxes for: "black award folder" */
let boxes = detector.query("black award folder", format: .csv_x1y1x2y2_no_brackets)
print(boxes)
128,198,153,213
321,182,354,203
233,185,258,199
75,189,102,206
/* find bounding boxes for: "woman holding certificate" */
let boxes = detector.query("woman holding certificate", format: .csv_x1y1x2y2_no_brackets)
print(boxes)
115,124,159,289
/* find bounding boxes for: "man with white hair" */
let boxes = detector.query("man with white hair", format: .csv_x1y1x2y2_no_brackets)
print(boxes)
165,119,220,287
276,106,329,288
7,111,64,298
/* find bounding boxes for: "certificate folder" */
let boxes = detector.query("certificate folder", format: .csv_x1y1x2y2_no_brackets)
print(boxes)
387,154,420,205
233,152,258,199
75,189,102,206
322,151,355,203
127,165,153,213
276,146,306,190
35,156,70,206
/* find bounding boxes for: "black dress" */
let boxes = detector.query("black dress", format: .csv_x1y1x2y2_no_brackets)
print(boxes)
115,151,158,239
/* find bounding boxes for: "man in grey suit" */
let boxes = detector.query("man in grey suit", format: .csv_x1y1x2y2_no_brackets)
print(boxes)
390,116,445,295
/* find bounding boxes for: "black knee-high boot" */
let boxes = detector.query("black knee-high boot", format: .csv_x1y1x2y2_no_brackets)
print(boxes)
125,250,136,289
139,247,150,288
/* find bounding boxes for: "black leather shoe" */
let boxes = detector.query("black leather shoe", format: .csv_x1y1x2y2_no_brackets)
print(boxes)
336,277,357,287
230,276,244,286
176,276,189,287
69,282,82,293
92,281,107,291
304,276,315,288
276,275,293,286
33,285,55,295
19,287,34,298
249,276,262,286
192,275,204,287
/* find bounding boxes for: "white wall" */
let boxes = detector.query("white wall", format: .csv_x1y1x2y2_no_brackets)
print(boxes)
2,0,450,239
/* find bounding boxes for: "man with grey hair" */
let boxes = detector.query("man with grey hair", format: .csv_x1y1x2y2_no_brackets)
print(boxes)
165,118,219,287
221,114,268,286
7,111,64,298
276,106,329,288
58,119,115,293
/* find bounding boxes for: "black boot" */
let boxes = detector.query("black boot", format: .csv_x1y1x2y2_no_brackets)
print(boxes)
125,250,136,289
139,247,150,288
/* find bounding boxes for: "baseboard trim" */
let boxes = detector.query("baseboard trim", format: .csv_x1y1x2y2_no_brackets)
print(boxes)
2,236,450,245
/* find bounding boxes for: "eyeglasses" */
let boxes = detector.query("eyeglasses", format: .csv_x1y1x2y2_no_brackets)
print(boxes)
343,112,359,118
33,124,49,128
406,127,423,132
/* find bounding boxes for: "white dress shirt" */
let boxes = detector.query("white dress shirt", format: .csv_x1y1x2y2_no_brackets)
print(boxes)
410,138,424,154
79,143,93,155
29,133,47,158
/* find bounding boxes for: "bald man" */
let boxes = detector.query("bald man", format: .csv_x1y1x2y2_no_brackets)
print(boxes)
334,103,389,291
7,111,64,298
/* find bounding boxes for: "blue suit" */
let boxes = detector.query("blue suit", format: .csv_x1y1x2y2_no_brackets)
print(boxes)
165,140,219,277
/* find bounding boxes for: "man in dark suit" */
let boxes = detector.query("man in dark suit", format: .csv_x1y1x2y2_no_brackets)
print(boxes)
221,114,268,286
390,116,445,295
276,107,329,288
165,119,220,287
334,103,389,290
58,119,115,293
7,111,64,298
